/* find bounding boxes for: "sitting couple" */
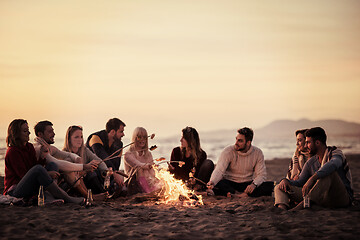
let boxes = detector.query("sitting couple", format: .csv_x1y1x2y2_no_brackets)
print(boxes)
274,127,353,210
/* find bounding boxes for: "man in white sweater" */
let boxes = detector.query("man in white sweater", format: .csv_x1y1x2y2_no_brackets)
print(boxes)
207,127,273,197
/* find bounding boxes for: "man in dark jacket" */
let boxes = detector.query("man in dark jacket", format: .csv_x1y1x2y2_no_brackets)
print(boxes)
86,118,126,194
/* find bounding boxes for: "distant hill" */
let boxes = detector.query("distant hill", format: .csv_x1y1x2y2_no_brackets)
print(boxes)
199,119,360,141
255,119,360,139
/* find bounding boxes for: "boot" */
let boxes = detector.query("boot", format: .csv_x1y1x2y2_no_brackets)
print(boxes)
46,182,84,204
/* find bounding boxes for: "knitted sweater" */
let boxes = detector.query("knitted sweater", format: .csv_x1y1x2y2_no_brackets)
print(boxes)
124,150,154,178
63,147,108,173
33,141,83,172
124,150,158,192
4,143,46,194
210,145,267,186
287,151,309,179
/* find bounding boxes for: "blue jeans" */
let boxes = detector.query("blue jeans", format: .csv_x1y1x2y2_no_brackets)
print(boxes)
10,163,57,198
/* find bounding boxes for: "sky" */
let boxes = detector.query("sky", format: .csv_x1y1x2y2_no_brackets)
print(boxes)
0,0,360,140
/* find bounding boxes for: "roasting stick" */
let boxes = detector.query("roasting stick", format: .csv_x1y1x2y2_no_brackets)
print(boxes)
67,134,156,192
155,159,208,186
100,134,156,163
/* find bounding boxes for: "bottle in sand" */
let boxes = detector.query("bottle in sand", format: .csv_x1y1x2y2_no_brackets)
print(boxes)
303,195,310,208
104,170,111,190
38,185,45,207
272,181,276,198
86,189,93,207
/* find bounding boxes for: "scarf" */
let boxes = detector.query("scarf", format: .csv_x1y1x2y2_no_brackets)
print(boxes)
321,146,353,191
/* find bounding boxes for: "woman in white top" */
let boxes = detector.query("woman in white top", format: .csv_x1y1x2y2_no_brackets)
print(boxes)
124,127,159,195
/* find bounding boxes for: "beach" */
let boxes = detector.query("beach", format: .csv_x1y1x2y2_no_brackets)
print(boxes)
1,155,359,240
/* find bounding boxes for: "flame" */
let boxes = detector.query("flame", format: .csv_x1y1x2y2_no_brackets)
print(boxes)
153,166,203,206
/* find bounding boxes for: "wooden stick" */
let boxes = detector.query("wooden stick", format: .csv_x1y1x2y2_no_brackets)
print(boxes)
124,167,140,185
115,170,128,178
67,135,155,192
191,176,207,186
102,134,155,162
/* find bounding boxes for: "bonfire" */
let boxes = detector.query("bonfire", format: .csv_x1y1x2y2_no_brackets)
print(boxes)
153,166,203,206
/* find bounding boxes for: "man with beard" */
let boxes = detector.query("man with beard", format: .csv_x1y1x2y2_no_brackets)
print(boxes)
86,118,126,194
207,127,273,197
274,127,353,210
33,120,98,172
86,118,125,171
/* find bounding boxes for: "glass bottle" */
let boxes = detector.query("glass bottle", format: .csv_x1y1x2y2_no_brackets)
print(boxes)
104,170,111,190
86,189,93,207
38,185,45,207
272,181,277,198
303,195,310,208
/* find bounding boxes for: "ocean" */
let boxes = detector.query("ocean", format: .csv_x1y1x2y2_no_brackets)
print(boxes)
1,135,359,176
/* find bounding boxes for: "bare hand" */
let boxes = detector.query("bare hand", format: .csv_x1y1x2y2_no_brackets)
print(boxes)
302,174,318,196
188,177,196,185
75,157,83,164
48,171,60,179
167,162,175,171
279,179,291,192
244,183,256,194
83,160,100,172
207,181,214,190
90,159,101,168
291,174,300,181
40,145,49,159
145,162,153,169
113,172,124,187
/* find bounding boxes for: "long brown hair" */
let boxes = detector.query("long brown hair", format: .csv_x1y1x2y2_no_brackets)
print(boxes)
63,125,85,163
181,126,203,166
6,119,28,147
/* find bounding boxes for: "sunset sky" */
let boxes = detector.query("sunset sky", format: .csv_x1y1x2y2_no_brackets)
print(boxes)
0,0,359,140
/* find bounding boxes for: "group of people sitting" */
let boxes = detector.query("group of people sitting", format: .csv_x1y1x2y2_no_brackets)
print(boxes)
3,117,354,210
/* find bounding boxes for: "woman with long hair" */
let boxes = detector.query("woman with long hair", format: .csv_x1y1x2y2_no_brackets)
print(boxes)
124,127,159,195
63,125,109,200
287,129,310,180
169,126,214,191
4,119,84,204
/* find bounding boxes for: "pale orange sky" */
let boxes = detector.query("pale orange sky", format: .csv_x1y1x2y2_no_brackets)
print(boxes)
0,0,360,139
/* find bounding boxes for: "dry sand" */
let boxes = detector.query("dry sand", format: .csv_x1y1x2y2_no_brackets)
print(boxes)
1,155,359,240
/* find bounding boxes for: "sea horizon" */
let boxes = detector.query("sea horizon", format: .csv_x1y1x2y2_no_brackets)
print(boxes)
1,134,359,177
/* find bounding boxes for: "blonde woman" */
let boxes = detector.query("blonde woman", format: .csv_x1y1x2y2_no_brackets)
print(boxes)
124,127,158,195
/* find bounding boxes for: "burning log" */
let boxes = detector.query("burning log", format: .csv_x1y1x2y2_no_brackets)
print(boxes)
153,166,203,206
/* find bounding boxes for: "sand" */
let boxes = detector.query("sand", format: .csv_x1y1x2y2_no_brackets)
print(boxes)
1,155,359,240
